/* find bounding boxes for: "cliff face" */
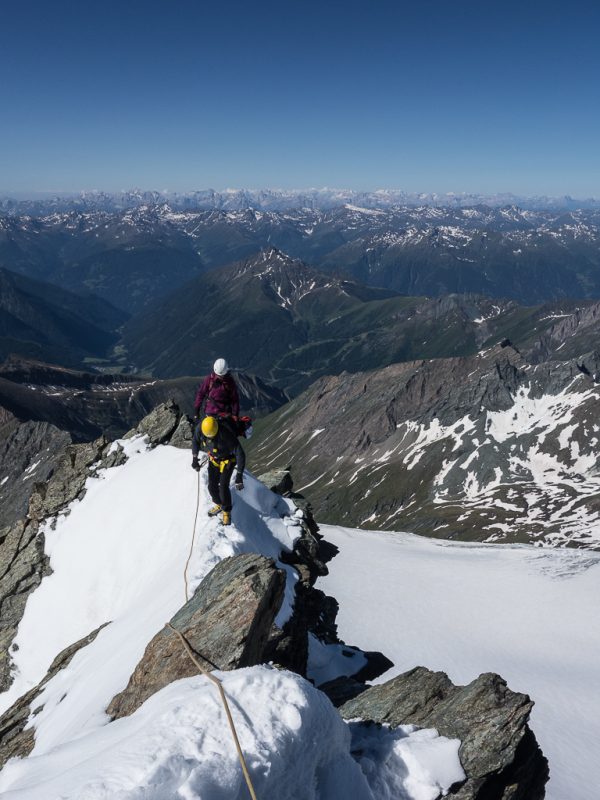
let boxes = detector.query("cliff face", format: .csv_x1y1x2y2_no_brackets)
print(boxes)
248,344,600,548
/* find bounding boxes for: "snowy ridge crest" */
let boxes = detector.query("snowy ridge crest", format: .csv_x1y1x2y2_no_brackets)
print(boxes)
0,418,467,799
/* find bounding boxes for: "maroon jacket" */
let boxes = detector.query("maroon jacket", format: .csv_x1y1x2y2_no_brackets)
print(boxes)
194,372,240,417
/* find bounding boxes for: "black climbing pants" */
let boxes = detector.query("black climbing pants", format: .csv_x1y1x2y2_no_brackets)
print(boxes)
207,460,236,512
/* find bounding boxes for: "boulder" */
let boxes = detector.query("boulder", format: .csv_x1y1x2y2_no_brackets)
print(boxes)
107,553,285,719
128,400,180,446
257,468,293,496
340,666,549,799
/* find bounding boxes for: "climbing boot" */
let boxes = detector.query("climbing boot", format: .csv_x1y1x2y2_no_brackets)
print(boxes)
222,511,231,526
207,504,222,517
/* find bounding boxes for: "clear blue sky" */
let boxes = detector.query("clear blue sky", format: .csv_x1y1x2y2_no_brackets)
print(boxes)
1,0,599,196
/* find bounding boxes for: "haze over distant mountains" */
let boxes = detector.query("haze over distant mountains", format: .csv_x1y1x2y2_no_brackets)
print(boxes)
1,188,600,215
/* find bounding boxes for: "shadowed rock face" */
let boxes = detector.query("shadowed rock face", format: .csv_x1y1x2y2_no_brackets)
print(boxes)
340,666,549,800
0,519,51,692
107,554,286,719
0,420,71,532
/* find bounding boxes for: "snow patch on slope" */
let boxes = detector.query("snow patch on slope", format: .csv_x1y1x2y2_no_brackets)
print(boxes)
318,525,600,800
371,383,600,546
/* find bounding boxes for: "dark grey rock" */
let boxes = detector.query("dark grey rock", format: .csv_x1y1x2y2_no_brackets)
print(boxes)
351,650,394,683
0,420,72,531
340,666,549,800
128,399,180,446
0,624,107,769
107,554,285,719
257,468,293,495
169,414,194,450
28,437,108,521
318,676,368,707
0,520,50,691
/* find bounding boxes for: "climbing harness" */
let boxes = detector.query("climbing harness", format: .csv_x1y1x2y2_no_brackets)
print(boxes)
174,464,259,800
208,453,235,472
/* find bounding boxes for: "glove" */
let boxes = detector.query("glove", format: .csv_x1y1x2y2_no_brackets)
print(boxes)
235,474,244,491
191,457,200,472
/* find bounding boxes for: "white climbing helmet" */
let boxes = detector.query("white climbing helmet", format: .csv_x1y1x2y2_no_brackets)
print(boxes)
213,358,229,376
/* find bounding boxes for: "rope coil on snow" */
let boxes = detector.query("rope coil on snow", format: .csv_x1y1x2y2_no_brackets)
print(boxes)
171,463,259,800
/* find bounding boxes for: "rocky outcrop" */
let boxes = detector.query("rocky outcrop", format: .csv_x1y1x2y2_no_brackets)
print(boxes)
340,666,549,799
28,436,110,522
0,520,51,691
107,554,285,718
257,467,294,496
0,624,107,769
126,398,180,445
259,472,392,686
0,420,72,532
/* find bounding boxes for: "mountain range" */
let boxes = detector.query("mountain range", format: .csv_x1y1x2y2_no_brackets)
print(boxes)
3,204,600,313
2,188,600,214
0,191,598,799
123,248,600,393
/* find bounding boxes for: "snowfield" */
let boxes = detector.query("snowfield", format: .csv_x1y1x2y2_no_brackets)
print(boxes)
0,439,464,799
317,525,600,800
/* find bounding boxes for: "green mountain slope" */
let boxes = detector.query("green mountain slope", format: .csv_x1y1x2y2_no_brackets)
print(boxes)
0,268,127,368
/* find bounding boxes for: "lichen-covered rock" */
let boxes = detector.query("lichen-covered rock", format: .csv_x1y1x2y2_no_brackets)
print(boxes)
107,553,285,719
340,666,549,799
0,624,107,768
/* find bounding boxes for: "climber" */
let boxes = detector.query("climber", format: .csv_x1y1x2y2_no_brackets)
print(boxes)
191,415,245,526
194,358,240,420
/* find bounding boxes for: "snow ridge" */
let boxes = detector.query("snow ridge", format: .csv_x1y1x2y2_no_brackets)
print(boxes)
0,437,463,800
